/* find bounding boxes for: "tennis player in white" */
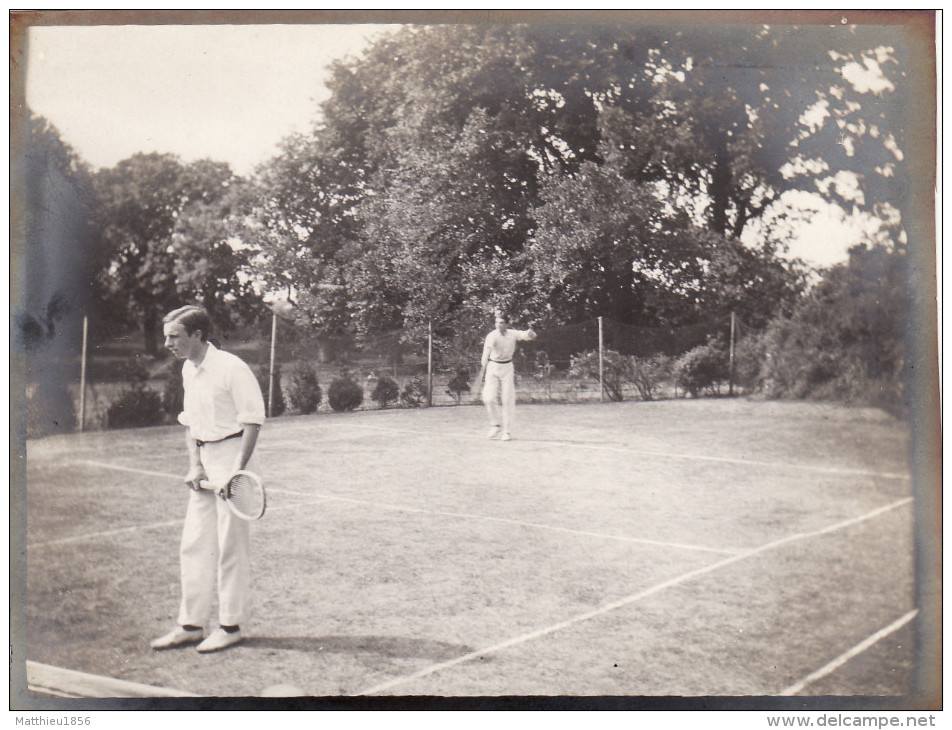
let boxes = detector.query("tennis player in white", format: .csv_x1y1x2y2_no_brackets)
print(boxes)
151,305,265,654
477,311,536,441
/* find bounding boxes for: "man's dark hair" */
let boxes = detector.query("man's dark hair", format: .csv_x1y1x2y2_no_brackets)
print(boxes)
163,305,212,342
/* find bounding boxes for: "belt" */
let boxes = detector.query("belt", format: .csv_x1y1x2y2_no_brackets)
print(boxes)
195,431,243,448
490,359,512,364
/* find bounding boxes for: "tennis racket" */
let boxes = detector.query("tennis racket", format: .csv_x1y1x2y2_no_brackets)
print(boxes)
199,470,267,521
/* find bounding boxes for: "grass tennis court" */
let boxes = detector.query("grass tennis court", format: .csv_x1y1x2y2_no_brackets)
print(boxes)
15,398,926,706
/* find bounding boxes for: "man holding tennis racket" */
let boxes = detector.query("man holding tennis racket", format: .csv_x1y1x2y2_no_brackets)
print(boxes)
477,311,536,441
151,305,266,654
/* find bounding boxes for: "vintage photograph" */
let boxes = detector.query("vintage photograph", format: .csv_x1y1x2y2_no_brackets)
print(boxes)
10,9,940,715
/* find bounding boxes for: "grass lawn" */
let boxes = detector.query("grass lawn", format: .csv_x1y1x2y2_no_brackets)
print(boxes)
15,398,931,706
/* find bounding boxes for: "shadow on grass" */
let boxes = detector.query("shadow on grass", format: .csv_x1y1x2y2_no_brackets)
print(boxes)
244,635,473,661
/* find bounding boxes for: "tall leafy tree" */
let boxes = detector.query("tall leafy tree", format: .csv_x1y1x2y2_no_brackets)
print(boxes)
93,153,236,353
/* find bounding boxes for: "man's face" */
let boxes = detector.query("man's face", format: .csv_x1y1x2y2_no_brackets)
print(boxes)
163,321,202,360
495,317,508,334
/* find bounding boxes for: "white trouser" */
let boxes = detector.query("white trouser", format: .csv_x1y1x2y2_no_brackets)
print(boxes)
177,437,255,628
483,361,516,433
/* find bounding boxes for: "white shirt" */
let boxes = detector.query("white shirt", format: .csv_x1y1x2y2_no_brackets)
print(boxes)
177,343,266,442
482,328,535,365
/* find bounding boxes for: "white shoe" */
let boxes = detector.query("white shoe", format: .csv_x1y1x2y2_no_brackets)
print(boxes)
151,626,203,650
197,628,243,653
487,426,501,439
500,432,512,441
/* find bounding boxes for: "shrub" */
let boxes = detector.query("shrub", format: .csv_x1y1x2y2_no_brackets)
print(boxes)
531,351,556,400
400,375,428,407
568,349,631,402
445,368,471,404
674,340,729,397
107,386,166,429
630,354,673,401
256,363,286,417
287,363,322,415
162,359,184,418
328,376,363,412
371,375,400,408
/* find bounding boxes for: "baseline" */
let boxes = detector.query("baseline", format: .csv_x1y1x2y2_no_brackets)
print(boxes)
26,660,201,698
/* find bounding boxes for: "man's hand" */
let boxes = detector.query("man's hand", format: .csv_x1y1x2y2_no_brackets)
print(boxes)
184,465,208,491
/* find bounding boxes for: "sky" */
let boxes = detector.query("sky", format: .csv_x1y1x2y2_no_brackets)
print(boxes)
22,21,885,269
25,24,393,176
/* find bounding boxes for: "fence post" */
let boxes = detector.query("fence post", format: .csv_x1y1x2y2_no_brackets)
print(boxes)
598,316,604,402
426,319,433,407
79,314,88,432
728,311,736,397
268,311,277,418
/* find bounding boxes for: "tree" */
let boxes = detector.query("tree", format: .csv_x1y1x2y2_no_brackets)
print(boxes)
253,22,922,339
93,154,238,353
171,177,264,328
16,110,100,436
760,243,907,409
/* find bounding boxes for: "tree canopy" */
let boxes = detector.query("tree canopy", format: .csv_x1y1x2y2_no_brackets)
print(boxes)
251,22,914,339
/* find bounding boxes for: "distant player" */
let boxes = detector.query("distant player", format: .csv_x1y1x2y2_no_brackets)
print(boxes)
477,311,537,441
151,305,265,654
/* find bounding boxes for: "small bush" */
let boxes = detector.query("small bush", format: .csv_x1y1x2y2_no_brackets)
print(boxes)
569,349,630,402
287,363,322,415
445,368,471,404
162,359,184,418
630,354,673,401
674,341,729,397
371,375,400,408
328,376,363,412
256,364,286,417
107,385,165,429
400,375,428,407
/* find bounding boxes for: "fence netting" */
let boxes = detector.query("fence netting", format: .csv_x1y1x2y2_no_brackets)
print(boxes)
23,311,750,436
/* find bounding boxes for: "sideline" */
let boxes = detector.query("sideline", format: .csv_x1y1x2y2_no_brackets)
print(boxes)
354,497,914,696
778,609,919,695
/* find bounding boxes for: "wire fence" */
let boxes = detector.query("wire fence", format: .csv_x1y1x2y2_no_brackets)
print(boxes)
23,312,750,437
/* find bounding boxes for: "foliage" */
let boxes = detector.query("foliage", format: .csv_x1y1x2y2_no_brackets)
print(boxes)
530,351,557,400
328,375,363,412
106,359,166,429
758,244,907,413
161,359,184,419
286,363,322,415
17,111,101,355
445,368,471,404
92,154,249,353
568,349,632,402
256,363,286,417
673,340,730,398
400,375,429,408
371,375,400,408
630,354,674,402
250,23,908,337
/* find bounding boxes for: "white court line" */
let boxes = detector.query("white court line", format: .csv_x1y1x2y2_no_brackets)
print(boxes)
354,496,914,696
26,660,202,698
70,459,735,556
779,609,919,695
341,423,911,481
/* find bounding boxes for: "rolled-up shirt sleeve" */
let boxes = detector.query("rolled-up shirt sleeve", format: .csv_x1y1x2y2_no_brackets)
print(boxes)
232,361,266,425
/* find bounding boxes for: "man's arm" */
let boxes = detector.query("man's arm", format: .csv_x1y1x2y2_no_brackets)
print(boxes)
232,423,261,473
183,430,207,490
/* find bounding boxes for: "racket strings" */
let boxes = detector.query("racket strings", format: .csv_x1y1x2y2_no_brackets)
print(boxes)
227,473,265,518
